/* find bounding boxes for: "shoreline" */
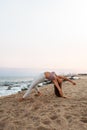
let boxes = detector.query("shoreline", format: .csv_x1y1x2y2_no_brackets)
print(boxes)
0,77,87,130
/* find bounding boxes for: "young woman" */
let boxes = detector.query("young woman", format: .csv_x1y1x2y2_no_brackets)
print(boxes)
19,72,76,101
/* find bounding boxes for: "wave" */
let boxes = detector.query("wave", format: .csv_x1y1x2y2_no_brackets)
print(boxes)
0,77,33,97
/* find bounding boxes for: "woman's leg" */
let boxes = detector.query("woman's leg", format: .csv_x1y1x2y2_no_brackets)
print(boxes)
23,73,45,99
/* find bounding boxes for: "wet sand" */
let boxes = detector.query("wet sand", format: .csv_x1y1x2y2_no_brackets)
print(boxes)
0,76,87,130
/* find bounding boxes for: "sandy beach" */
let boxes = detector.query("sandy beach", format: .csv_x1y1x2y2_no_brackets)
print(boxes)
0,76,87,130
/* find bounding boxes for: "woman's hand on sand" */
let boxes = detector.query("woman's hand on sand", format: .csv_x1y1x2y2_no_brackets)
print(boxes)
61,95,71,99
62,95,67,98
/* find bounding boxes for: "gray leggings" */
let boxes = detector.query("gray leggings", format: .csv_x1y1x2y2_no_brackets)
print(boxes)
23,73,46,98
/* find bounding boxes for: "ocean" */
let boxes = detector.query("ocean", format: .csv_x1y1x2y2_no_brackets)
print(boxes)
0,68,80,97
0,76,34,97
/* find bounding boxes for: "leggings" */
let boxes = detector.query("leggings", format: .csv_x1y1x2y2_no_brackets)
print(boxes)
23,73,46,98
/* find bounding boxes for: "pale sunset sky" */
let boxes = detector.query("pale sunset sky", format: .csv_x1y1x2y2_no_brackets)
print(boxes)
0,0,87,73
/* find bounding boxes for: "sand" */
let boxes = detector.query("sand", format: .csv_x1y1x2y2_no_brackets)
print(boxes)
0,76,87,130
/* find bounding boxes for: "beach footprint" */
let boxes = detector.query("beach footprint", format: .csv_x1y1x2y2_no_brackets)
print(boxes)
36,126,50,130
80,117,87,123
42,119,51,125
50,114,58,120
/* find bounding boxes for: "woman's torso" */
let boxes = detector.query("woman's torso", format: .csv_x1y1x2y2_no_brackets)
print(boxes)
44,72,56,81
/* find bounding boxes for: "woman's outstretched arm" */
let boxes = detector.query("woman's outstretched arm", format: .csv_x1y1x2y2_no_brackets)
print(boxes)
57,75,76,85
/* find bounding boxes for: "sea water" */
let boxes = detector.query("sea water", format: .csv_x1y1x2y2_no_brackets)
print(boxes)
0,76,34,97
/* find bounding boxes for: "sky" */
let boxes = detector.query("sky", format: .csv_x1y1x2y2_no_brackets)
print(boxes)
0,0,87,73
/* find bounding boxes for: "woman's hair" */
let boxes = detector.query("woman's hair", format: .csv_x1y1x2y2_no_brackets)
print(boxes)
54,85,61,97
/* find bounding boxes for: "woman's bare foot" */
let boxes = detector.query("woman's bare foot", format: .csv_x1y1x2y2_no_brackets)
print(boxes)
18,97,25,102
38,91,42,96
35,91,42,96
